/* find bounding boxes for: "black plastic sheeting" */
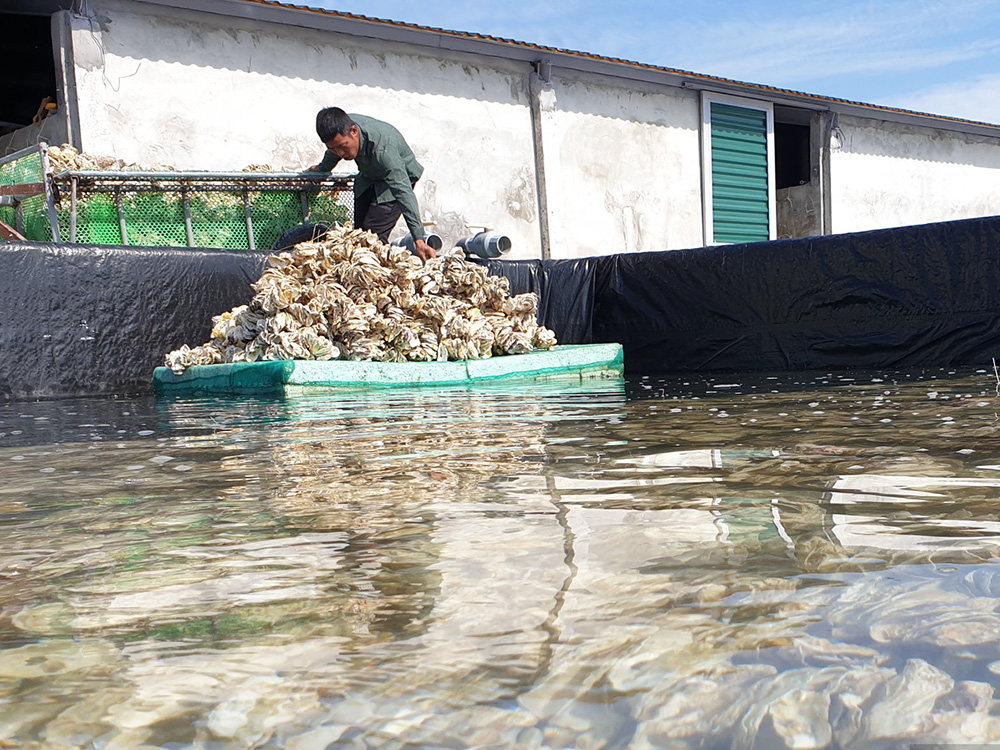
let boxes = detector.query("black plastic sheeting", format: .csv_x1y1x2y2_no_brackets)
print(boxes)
3,214,1000,400
470,256,603,345
480,215,1000,375
1,242,268,400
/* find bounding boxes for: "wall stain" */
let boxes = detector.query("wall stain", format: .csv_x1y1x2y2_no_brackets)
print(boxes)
417,180,468,249
503,167,536,223
509,75,526,105
272,134,316,171
603,190,645,252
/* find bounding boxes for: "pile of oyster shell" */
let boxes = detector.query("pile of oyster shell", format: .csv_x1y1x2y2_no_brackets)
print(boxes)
164,224,556,373
46,144,174,173
46,144,273,174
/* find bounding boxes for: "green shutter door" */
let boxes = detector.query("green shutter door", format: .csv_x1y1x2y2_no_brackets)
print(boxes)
710,102,770,243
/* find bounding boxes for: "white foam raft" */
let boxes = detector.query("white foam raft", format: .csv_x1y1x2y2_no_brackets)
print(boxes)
152,343,624,395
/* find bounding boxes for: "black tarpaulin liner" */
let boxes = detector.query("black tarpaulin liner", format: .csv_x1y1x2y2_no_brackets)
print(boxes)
486,215,1000,374
473,256,599,344
0,242,268,399
4,214,1000,399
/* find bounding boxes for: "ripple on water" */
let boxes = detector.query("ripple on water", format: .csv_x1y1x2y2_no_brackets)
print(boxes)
1,368,1000,747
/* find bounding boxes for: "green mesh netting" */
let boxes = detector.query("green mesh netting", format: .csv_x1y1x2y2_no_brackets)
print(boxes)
251,191,308,251
0,150,43,185
190,192,250,249
307,192,351,230
1,146,351,249
0,151,50,240
121,192,189,247
55,194,121,244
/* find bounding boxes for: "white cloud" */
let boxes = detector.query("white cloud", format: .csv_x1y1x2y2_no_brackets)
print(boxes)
313,0,1000,82
656,0,1000,90
888,73,1000,125
310,0,1000,118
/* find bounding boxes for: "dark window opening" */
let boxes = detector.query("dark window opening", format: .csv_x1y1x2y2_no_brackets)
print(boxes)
774,121,811,190
0,13,58,139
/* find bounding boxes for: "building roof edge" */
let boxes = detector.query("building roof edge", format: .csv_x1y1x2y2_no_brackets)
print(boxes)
131,0,1000,137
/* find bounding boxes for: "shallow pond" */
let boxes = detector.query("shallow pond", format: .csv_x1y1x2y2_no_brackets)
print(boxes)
2,367,1000,749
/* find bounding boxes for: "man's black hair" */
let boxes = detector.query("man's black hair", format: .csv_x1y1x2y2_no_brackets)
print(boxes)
316,107,355,142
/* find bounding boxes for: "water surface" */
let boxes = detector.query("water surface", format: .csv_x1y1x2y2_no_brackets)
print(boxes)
2,368,1000,749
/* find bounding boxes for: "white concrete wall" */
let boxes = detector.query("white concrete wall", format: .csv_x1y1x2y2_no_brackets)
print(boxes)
65,0,1000,259
830,114,1000,233
69,0,707,259
71,0,542,257
537,74,704,258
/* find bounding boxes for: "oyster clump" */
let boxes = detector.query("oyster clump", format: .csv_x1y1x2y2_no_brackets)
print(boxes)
164,224,556,374
46,143,175,173
46,143,273,173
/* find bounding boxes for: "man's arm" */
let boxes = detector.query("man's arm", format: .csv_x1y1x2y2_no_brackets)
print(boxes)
383,166,434,259
310,150,341,173
382,163,425,242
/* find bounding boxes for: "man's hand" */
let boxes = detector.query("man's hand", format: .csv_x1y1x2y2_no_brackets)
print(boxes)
414,238,436,262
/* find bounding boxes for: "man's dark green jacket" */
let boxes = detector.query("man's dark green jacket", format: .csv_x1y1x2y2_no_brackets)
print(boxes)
317,114,425,240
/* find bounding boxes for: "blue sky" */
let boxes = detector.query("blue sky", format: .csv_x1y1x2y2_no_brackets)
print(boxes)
312,0,1000,125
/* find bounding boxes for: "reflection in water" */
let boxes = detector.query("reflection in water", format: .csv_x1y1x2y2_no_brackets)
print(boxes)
1,368,1000,748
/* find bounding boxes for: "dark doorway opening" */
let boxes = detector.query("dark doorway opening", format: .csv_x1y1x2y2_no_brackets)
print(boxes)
0,12,59,139
775,121,811,190
773,106,824,239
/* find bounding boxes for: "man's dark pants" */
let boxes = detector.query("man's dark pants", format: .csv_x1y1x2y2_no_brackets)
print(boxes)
353,186,404,243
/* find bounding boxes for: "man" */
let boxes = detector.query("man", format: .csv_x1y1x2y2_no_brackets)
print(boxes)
309,107,435,261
